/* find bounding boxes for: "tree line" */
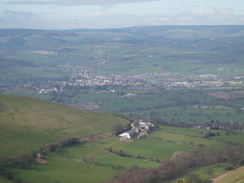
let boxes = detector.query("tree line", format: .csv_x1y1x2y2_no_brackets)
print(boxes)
0,137,79,182
113,144,244,183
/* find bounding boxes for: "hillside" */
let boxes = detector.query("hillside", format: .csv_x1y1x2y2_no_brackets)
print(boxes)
1,25,244,80
0,94,129,157
0,95,243,183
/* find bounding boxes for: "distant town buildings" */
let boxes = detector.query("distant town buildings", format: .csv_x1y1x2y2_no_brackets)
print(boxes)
1,70,243,94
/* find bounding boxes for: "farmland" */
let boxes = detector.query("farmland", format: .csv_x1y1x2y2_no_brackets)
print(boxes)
0,95,242,183
0,26,244,182
1,26,244,125
4,128,243,183
0,94,129,157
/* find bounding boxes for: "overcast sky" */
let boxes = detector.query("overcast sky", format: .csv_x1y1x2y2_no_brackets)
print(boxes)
1,0,244,29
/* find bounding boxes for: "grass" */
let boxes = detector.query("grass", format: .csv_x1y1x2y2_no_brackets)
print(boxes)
151,131,223,146
214,167,244,183
1,107,242,183
158,125,206,137
5,136,160,183
169,164,228,183
8,153,116,183
97,154,160,169
181,165,244,183
0,94,129,157
65,89,244,123
211,130,244,144
0,90,52,100
58,136,160,169
1,26,244,183
155,125,244,148
123,136,195,159
0,177,12,183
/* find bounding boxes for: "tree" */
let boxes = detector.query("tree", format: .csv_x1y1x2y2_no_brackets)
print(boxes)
204,167,214,178
185,174,201,183
112,124,130,136
85,153,96,165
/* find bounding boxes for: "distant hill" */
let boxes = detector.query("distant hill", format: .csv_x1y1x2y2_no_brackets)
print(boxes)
0,25,244,81
1,25,244,49
0,94,129,157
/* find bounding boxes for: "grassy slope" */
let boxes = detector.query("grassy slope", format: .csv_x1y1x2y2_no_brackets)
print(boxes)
213,167,244,183
0,94,129,157
123,136,194,159
7,137,160,183
1,109,242,182
9,153,116,183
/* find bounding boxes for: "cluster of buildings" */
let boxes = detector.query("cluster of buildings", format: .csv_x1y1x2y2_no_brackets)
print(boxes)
193,121,244,131
35,72,243,94
71,73,170,88
119,120,154,139
2,67,243,94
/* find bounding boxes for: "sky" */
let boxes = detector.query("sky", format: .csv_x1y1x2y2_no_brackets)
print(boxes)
0,0,244,29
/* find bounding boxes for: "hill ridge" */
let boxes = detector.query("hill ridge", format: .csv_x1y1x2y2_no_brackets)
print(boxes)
0,94,129,157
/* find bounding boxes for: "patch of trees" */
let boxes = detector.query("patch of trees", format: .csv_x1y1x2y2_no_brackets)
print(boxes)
112,124,131,136
105,148,133,158
113,144,244,183
41,137,79,153
1,137,79,169
0,137,80,182
150,116,244,131
203,131,220,139
1,151,37,169
0,58,35,68
104,147,160,163
0,168,30,183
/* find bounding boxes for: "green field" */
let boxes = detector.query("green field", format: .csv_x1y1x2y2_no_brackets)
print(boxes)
0,26,244,182
8,153,116,183
173,165,244,183
169,164,228,183
0,94,129,157
211,130,244,144
152,131,222,146
58,136,160,169
3,136,160,183
123,136,194,159
1,109,243,183
54,88,244,123
213,167,244,183
1,27,244,125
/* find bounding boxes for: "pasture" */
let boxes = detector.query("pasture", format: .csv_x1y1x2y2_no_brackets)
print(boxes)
0,95,129,157
1,26,244,183
71,88,244,123
3,121,243,183
5,136,160,183
123,136,195,159
212,167,244,183
8,153,116,183
151,131,223,147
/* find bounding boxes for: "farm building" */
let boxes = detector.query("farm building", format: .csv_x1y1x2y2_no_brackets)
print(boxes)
119,129,137,139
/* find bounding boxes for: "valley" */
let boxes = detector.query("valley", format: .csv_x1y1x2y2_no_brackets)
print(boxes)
0,25,244,182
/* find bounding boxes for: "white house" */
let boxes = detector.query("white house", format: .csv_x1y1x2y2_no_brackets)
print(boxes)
119,129,137,139
139,121,153,130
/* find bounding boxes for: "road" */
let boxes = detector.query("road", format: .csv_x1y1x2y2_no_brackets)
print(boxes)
78,132,113,143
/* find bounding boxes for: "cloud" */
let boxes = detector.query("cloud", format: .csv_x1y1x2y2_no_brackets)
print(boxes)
1,4,244,29
189,7,233,17
6,0,159,6
0,10,41,29
190,7,216,16
4,10,37,18
178,7,244,25
83,11,110,17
